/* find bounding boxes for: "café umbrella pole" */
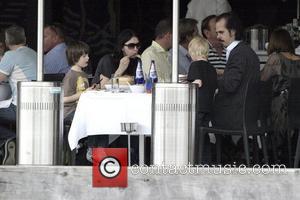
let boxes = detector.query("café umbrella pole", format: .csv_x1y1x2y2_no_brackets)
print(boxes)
172,0,179,83
152,0,197,166
17,0,64,165
37,0,44,81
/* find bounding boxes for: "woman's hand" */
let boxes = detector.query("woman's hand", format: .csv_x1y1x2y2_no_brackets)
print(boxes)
115,56,130,77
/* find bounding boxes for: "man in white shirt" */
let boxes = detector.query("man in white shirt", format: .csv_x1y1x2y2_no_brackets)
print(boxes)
141,19,172,82
213,12,260,131
186,0,231,32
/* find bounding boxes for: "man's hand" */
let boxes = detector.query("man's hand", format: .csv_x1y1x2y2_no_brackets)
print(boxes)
0,72,7,82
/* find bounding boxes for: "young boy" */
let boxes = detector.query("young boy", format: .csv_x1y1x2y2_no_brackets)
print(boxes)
188,36,217,126
63,40,91,121
64,41,108,165
188,36,217,164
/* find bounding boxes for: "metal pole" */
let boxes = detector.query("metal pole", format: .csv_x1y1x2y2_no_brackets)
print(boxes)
172,0,179,83
37,0,44,81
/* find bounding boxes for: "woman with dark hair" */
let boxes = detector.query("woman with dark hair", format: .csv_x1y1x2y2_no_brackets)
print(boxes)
261,28,300,146
92,29,141,88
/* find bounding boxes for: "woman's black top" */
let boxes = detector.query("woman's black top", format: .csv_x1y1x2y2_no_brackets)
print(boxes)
92,54,139,84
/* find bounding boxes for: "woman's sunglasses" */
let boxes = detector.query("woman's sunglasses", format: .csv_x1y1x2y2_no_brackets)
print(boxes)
124,43,141,49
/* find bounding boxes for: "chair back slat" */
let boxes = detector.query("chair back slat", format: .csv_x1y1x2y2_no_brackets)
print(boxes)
258,80,273,129
44,73,65,82
288,78,300,128
243,73,260,132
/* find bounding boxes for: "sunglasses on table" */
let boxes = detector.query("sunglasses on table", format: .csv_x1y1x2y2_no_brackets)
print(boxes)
124,43,141,49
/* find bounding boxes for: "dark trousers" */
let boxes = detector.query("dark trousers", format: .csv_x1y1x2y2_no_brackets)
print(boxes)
196,112,212,165
0,104,16,144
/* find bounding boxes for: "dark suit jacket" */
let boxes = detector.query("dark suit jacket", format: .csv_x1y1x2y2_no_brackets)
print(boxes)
213,42,260,130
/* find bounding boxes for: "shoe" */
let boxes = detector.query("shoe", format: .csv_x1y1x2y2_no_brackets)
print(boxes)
86,147,93,163
2,138,16,165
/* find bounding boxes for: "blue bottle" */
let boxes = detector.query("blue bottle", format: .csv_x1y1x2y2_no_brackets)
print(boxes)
135,60,145,84
149,60,158,83
145,73,152,93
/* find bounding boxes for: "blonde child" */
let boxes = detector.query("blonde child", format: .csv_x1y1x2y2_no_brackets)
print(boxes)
188,35,217,125
188,36,218,164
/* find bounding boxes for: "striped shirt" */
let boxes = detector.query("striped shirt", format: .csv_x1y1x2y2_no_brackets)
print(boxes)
207,44,226,70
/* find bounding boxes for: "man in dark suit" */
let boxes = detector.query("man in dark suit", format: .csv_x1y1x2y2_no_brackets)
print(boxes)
213,12,260,130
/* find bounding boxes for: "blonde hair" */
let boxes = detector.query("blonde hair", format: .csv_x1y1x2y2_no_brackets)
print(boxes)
188,36,209,59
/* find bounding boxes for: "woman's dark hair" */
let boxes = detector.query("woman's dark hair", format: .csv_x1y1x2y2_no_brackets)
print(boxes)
267,28,295,55
114,29,138,60
66,40,89,66
216,12,243,40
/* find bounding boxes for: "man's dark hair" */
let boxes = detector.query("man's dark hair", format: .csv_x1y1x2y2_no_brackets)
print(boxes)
216,12,243,40
45,23,65,41
201,15,216,39
5,25,26,45
66,40,89,66
155,18,172,39
179,18,198,44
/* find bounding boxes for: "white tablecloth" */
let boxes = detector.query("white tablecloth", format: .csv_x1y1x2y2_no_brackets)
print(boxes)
68,91,152,150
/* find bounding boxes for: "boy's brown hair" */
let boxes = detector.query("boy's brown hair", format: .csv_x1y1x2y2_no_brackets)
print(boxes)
66,40,89,66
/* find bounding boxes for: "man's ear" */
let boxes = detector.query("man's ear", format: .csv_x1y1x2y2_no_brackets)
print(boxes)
165,32,172,39
229,29,236,38
186,34,193,42
203,29,209,38
162,32,171,42
53,33,61,43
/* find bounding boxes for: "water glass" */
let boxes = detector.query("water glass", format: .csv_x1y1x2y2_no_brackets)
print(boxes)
111,77,119,93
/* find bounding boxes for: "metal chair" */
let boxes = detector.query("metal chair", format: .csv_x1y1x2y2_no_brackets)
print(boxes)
0,136,16,165
198,75,269,167
294,132,300,167
44,73,65,82
287,78,300,168
259,80,279,164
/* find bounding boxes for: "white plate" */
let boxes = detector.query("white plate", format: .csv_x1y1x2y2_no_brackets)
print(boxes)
104,84,130,91
129,85,145,93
